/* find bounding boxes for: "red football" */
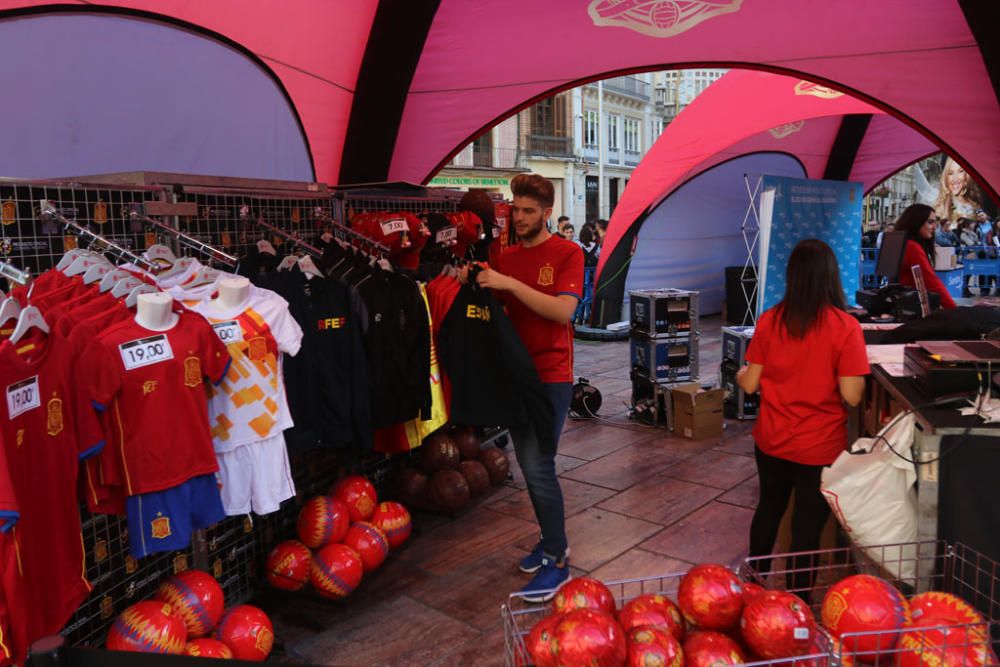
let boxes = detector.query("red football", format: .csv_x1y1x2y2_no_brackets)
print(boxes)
342,521,389,573
739,590,816,659
683,631,746,667
742,581,766,605
821,574,909,657
525,613,561,667
264,540,312,592
553,577,617,615
626,625,684,667
552,608,627,667
896,617,995,667
330,475,378,522
107,601,188,654
184,638,233,659
617,593,686,642
677,564,745,631
214,605,273,662
908,591,987,633
296,496,350,549
154,570,225,638
370,501,412,549
311,543,364,599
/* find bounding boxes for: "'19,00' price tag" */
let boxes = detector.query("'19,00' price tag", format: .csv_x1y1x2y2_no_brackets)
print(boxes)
7,376,40,418
119,335,174,370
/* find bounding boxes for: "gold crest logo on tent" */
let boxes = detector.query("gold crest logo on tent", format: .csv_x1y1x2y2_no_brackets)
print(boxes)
588,0,742,38
794,81,844,99
769,121,805,139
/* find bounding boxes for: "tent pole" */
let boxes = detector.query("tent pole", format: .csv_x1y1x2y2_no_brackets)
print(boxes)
598,80,605,220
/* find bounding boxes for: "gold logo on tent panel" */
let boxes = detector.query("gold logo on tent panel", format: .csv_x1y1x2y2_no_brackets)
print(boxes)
588,0,742,38
794,81,844,99
769,121,805,139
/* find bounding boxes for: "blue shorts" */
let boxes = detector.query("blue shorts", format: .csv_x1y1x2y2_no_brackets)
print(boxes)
126,474,225,559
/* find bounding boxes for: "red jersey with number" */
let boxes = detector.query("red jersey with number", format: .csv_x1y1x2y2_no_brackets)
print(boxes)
0,429,22,667
77,310,230,495
497,235,584,383
0,330,100,651
746,306,870,465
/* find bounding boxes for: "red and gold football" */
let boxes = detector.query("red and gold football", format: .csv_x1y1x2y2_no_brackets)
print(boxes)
742,581,766,605
264,540,312,592
370,501,412,550
107,601,188,654
677,564,745,631
553,577,617,615
214,605,273,662
739,590,816,659
626,625,684,667
821,574,909,656
330,475,378,522
682,631,746,667
896,617,995,667
184,638,233,659
342,521,389,573
908,591,987,634
617,593,686,642
525,613,561,667
154,570,225,638
311,543,364,599
296,495,350,549
551,608,627,667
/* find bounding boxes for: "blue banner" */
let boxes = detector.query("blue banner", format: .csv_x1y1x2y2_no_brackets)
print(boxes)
758,175,863,314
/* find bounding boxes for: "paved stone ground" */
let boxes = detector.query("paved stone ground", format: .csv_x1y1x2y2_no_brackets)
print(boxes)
268,315,761,666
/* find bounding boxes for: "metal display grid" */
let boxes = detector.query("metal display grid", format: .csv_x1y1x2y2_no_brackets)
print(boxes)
335,185,466,221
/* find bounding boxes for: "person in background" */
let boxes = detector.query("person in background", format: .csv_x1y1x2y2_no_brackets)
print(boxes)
934,220,959,247
593,219,608,257
876,221,894,249
959,219,981,248
578,225,599,268
557,216,572,240
894,204,956,309
737,239,869,600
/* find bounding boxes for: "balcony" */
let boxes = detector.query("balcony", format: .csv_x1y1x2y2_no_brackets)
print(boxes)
525,134,573,158
600,76,651,101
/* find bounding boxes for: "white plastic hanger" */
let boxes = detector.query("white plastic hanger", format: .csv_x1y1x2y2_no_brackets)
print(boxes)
64,253,110,277
112,277,144,299
125,284,158,309
277,255,299,272
144,244,177,267
298,255,324,279
99,269,133,293
0,297,21,329
56,248,88,272
257,240,277,256
82,262,114,285
156,256,198,281
188,266,221,288
9,305,49,344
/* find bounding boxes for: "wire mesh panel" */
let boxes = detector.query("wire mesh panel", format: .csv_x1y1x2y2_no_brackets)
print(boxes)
501,571,834,667
337,186,464,220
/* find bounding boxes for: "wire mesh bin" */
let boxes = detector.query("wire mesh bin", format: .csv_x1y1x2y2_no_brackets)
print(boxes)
501,571,835,667
741,540,1000,666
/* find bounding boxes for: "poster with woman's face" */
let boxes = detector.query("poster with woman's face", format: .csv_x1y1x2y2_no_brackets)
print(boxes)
914,154,996,224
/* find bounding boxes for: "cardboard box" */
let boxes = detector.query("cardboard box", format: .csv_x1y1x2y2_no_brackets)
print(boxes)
934,246,957,271
671,383,725,439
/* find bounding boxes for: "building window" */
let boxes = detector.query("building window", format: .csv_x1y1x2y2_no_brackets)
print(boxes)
607,114,619,150
584,110,599,148
624,117,640,153
652,117,665,141
531,95,568,137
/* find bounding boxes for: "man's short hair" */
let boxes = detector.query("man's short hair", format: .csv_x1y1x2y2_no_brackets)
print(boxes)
511,174,555,209
557,215,570,223
595,218,608,231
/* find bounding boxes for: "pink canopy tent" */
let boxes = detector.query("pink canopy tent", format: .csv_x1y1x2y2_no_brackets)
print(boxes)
0,1,995,195
595,69,940,280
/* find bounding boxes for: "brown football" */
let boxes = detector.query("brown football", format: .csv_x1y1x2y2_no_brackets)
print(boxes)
393,467,428,507
419,430,460,472
458,459,490,497
452,426,482,460
427,470,471,513
478,447,510,485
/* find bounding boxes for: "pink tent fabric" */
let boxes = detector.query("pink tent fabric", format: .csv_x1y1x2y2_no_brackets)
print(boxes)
0,1,994,194
595,69,939,278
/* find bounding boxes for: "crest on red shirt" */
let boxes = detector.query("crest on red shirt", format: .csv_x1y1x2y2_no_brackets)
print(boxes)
537,265,555,286
46,396,64,436
184,356,201,388
151,513,172,539
248,336,267,361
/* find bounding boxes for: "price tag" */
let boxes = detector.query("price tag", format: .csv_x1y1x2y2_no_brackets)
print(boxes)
6,376,40,418
793,628,810,640
212,320,243,344
119,335,174,371
379,218,408,236
435,226,458,244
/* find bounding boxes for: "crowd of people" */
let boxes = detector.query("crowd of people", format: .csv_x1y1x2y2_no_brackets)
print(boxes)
556,216,607,268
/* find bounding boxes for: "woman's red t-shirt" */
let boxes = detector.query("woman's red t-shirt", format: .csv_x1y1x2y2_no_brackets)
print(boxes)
897,240,957,309
746,306,870,465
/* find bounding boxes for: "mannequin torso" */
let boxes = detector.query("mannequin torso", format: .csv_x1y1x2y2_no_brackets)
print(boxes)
134,292,178,331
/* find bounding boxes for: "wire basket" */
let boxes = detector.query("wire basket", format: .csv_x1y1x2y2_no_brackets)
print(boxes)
741,540,1000,665
501,570,834,667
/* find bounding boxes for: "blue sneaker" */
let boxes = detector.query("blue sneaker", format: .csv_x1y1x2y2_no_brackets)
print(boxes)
520,556,571,603
518,542,545,573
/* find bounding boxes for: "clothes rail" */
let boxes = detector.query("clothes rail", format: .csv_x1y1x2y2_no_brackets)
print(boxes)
0,259,29,286
128,203,238,268
253,215,322,258
313,207,390,254
40,201,160,274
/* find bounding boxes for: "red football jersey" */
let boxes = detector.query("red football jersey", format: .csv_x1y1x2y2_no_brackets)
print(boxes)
0,330,98,649
497,235,584,383
77,310,231,495
746,306,870,465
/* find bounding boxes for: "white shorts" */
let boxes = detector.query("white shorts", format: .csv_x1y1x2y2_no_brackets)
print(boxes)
216,434,296,516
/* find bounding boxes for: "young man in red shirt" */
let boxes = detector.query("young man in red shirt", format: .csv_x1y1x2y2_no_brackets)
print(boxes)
474,174,583,601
